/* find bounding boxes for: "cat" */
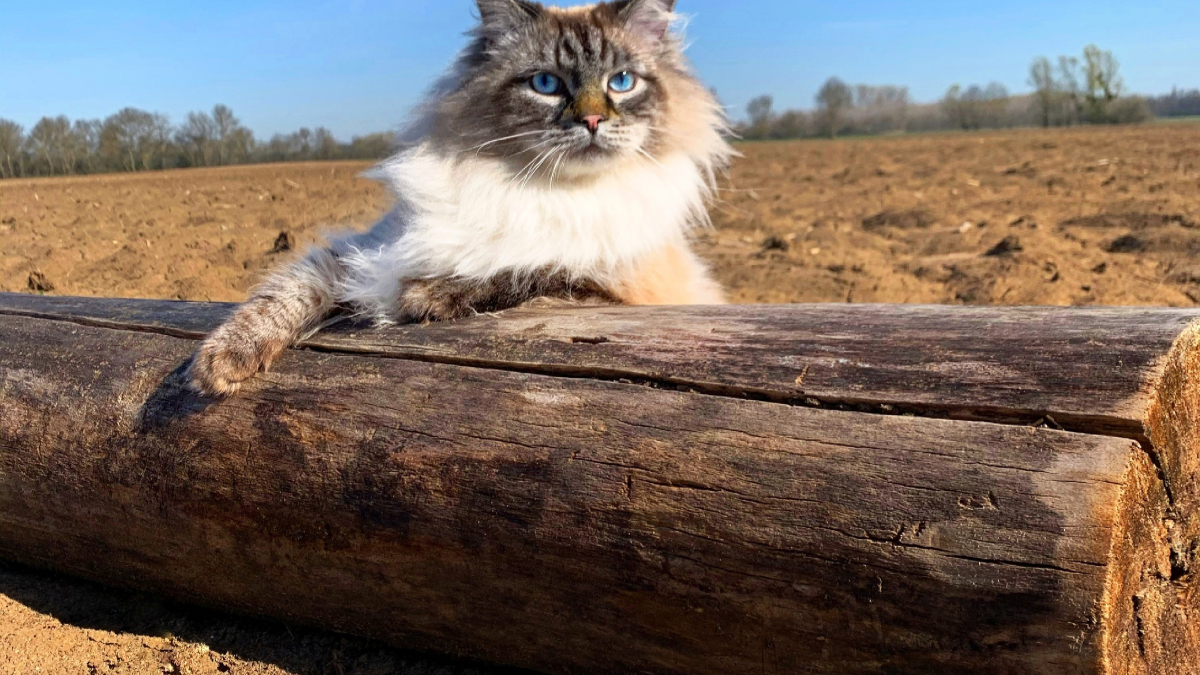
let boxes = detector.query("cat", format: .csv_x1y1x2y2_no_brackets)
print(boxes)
189,0,733,396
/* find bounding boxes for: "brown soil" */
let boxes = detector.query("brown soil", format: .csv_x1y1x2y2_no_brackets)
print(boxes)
4,125,1200,307
706,123,1200,307
2,122,1200,674
0,162,390,303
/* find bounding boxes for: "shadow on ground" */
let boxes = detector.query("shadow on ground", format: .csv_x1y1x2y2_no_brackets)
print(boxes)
0,560,537,675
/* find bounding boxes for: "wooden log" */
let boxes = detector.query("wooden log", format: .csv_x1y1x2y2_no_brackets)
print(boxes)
0,293,1197,675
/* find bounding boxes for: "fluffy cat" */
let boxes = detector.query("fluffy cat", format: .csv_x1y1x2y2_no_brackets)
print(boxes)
190,0,733,396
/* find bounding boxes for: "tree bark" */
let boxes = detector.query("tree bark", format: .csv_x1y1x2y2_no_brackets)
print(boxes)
0,294,1197,675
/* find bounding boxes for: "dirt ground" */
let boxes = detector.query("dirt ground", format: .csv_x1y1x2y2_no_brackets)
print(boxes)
3,124,1200,307
2,122,1200,674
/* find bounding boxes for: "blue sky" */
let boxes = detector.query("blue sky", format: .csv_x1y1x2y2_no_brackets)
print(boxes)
2,0,1198,139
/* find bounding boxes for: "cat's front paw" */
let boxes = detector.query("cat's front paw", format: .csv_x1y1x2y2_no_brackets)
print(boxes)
189,325,288,397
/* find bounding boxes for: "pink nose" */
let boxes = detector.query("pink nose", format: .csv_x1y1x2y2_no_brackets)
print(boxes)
580,115,605,133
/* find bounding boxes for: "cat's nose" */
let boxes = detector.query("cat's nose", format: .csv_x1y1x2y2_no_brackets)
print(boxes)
579,115,606,134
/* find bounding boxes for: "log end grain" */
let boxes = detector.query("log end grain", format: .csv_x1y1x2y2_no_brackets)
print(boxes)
1108,321,1200,674
1102,447,1185,674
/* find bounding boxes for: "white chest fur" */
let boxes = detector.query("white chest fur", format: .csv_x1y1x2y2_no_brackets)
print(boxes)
384,146,707,275
332,144,710,322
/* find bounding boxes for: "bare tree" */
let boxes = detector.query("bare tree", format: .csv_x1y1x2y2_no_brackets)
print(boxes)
1029,57,1057,127
72,120,102,173
28,116,72,175
852,85,910,134
1083,45,1124,123
346,132,396,160
212,104,237,165
0,120,23,179
943,83,1008,130
225,127,255,165
772,110,810,139
816,77,853,138
59,123,84,174
745,95,775,139
211,105,254,165
982,82,1011,127
100,108,165,172
177,111,217,167
313,127,339,160
141,113,173,170
942,85,968,129
1057,56,1083,125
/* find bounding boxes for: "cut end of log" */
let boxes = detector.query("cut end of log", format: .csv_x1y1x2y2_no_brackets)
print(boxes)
1105,321,1200,674
1102,446,1189,674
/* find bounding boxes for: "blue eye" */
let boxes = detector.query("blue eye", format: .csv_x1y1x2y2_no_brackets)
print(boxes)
608,71,637,93
531,72,562,95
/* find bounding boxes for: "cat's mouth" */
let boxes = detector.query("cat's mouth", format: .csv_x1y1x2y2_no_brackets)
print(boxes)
569,137,620,161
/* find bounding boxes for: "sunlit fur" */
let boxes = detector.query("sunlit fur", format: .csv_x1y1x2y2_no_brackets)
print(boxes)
189,0,733,396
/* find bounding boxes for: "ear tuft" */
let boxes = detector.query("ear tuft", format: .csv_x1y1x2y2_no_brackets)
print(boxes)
615,0,677,44
476,0,542,37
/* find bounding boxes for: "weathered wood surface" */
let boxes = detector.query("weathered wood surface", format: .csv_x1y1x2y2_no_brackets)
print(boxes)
0,293,1197,675
2,293,1197,439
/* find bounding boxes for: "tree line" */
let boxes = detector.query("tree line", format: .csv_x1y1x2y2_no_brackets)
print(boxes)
0,105,396,179
1147,88,1200,118
739,45,1168,141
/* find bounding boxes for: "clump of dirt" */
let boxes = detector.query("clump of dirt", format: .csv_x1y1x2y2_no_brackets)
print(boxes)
27,270,54,292
753,235,791,257
861,209,937,232
1106,234,1146,253
271,231,295,254
984,235,1024,257
1061,212,1198,230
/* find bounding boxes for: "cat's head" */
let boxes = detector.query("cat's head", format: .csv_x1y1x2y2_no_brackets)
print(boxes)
422,0,727,181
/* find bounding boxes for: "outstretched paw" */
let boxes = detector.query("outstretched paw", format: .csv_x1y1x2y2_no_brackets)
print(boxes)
188,326,287,397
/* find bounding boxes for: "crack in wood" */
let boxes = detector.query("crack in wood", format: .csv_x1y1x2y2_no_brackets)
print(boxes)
1132,593,1149,659
0,307,1153,445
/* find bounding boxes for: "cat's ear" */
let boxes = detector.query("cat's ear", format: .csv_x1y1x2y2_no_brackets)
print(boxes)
476,0,542,36
615,0,677,44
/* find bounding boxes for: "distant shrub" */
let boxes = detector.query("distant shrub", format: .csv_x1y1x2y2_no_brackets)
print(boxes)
1108,96,1155,124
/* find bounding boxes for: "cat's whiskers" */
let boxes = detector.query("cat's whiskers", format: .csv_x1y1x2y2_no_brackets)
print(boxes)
548,149,569,191
520,147,563,193
504,153,544,189
498,137,559,183
463,130,547,156
506,146,557,190
511,137,557,159
635,147,665,168
546,153,563,191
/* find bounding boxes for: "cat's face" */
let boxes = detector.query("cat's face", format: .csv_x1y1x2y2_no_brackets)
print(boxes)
438,0,684,179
